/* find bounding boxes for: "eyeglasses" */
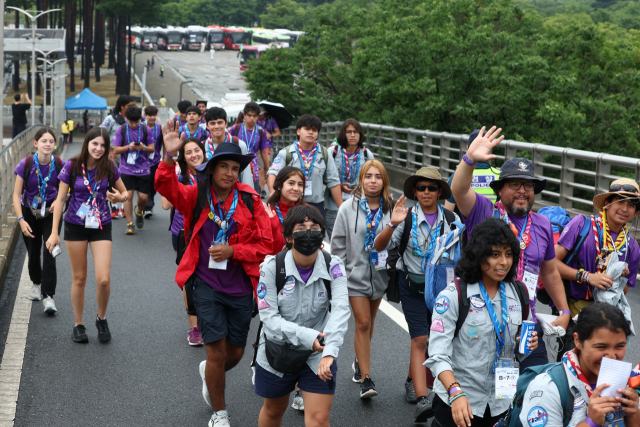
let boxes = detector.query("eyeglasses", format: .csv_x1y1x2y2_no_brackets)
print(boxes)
415,184,440,192
345,130,359,135
610,183,640,195
506,181,535,192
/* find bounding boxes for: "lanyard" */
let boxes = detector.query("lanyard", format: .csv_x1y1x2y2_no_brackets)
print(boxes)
33,153,54,201
205,132,232,159
411,204,441,271
591,213,628,273
478,280,508,371
183,124,202,140
241,124,258,152
342,148,361,185
274,202,287,251
81,164,102,230
207,187,238,243
495,202,532,281
126,124,142,160
360,197,384,251
294,141,318,179
151,122,158,143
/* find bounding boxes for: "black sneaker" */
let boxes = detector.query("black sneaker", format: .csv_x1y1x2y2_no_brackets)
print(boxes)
352,359,362,383
134,206,144,229
360,376,378,399
405,379,417,403
143,208,153,219
415,394,434,422
96,317,112,343
72,324,89,343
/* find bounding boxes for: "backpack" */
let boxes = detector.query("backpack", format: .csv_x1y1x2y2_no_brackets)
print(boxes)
250,249,333,368
424,220,466,312
22,154,64,195
385,207,456,303
65,159,117,215
496,362,574,427
535,207,572,305
119,122,148,144
285,144,329,168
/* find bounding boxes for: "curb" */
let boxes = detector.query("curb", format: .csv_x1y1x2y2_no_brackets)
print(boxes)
0,218,22,300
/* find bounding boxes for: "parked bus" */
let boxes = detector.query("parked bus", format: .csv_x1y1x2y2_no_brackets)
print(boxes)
222,27,250,50
208,28,225,50
163,27,185,51
239,44,269,71
139,29,159,51
186,25,208,51
274,29,305,47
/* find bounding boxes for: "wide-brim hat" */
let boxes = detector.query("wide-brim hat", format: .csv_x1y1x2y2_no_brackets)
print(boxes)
195,142,255,173
403,167,451,200
489,157,546,194
593,178,640,216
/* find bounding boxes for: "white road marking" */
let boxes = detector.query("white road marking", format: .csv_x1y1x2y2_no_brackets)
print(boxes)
0,256,32,425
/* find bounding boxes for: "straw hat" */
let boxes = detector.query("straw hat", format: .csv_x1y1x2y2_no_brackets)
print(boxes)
592,178,640,215
403,167,451,200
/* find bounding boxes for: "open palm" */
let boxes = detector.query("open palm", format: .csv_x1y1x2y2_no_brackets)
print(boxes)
467,126,504,163
164,119,185,156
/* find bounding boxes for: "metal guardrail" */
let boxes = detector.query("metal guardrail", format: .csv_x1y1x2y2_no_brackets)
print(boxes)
272,122,640,237
157,107,175,124
0,125,63,234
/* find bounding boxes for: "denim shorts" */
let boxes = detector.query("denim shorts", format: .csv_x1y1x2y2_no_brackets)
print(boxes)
398,273,431,339
253,361,338,399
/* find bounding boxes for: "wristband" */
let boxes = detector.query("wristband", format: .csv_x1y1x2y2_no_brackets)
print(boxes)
585,416,601,427
123,195,127,202
576,269,585,283
166,152,175,160
559,310,571,316
446,381,461,391
584,271,591,284
387,223,397,229
17,216,24,222
463,154,477,166
448,387,462,396
449,392,467,404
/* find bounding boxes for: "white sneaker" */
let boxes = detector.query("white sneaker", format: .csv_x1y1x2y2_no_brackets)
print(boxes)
200,360,212,407
291,390,304,411
29,284,42,301
208,410,230,427
43,296,57,313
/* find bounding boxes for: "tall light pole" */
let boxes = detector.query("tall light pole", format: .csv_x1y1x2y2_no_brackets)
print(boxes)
49,74,67,127
7,6,61,125
38,57,65,125
180,80,192,101
133,51,145,90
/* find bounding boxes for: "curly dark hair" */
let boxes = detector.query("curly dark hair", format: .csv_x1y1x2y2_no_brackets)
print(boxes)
454,217,521,284
575,302,631,342
282,205,325,250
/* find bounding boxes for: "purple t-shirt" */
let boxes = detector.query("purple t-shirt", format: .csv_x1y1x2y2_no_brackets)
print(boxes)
58,160,121,227
557,215,639,301
170,172,195,236
148,123,163,167
112,124,155,176
424,211,437,226
257,116,278,148
179,124,209,141
296,265,314,283
14,155,59,206
230,123,269,182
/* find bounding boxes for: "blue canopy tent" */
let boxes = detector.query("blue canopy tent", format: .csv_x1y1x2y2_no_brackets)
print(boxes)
64,88,108,130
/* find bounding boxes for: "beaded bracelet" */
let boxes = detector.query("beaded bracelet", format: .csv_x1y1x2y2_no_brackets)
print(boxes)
583,271,591,283
449,392,467,404
576,269,585,283
446,382,461,392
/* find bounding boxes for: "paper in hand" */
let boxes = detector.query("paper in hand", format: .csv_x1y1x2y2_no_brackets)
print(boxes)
596,357,632,397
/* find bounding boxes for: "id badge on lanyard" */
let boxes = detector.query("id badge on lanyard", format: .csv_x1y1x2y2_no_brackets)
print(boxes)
85,212,100,229
369,250,388,270
495,344,519,398
76,201,91,219
127,151,137,165
209,234,228,270
522,264,540,301
305,180,312,196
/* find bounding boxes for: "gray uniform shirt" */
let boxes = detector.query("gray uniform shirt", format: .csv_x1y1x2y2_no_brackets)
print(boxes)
267,144,341,205
390,205,459,275
206,138,254,187
324,146,375,211
425,281,530,417
257,251,351,378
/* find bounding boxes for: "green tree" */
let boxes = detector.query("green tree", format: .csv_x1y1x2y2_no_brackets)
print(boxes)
260,0,309,30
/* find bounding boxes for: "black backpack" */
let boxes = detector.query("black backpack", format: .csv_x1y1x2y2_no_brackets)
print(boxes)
385,207,456,303
120,122,148,144
22,154,64,194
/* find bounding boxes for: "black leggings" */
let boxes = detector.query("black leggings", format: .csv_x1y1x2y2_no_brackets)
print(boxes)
433,394,506,427
21,205,62,296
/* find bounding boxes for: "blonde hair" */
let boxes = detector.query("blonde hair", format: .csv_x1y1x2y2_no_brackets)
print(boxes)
352,159,394,214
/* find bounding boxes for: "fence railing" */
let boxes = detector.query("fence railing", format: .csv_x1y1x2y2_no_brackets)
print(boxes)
272,122,640,237
0,125,63,234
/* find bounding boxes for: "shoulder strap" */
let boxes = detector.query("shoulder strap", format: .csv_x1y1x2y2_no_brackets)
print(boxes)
68,159,77,200
240,191,254,220
22,155,34,192
231,124,240,137
550,222,565,234
275,250,288,293
231,136,240,145
454,278,470,337
120,123,127,138
547,363,574,427
53,155,64,175
564,215,591,265
512,280,531,320
399,212,413,256
142,125,147,143
441,208,456,236
322,145,328,166
322,250,332,301
286,145,293,164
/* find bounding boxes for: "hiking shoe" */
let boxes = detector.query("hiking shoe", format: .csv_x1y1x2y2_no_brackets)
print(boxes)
134,206,144,229
111,211,118,219
291,390,304,411
360,376,378,399
29,284,42,301
188,327,204,346
405,379,417,403
352,359,362,383
95,317,111,342
200,360,212,407
208,410,230,427
143,208,153,219
72,324,89,343
414,393,434,423
43,296,57,314
125,223,135,235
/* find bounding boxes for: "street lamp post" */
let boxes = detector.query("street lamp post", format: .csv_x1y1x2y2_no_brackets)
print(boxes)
48,73,66,127
7,6,61,125
37,57,65,126
133,51,145,90
180,80,192,101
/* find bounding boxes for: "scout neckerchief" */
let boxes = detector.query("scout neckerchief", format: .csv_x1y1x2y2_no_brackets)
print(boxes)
342,148,361,187
207,186,238,243
294,140,318,180
241,123,259,153
591,211,628,274
33,153,55,204
126,124,143,161
274,201,296,251
479,280,508,372
495,201,532,281
205,132,232,160
360,196,384,251
411,204,442,272
183,124,203,140
81,164,102,230
562,349,594,398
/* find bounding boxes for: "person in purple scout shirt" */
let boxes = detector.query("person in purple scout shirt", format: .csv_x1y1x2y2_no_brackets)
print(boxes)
450,126,571,372
12,127,62,311
45,127,128,344
112,105,155,235
196,99,208,125
143,105,164,218
258,107,281,192
179,105,209,142
229,102,270,194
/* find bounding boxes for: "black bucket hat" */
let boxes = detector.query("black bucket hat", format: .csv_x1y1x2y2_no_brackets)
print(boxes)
489,158,546,194
195,142,255,173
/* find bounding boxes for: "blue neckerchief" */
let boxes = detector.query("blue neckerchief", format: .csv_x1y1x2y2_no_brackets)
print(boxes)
275,202,284,225
294,141,317,179
241,124,259,152
207,187,238,243
360,197,384,251
341,148,361,186
183,124,202,140
33,153,55,202
411,204,442,271
126,124,142,161
478,280,508,372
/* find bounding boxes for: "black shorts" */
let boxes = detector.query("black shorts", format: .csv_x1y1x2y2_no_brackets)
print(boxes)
171,233,178,252
63,221,113,242
121,173,151,194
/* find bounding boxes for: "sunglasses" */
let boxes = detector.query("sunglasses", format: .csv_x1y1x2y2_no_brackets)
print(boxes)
610,183,640,195
415,184,440,192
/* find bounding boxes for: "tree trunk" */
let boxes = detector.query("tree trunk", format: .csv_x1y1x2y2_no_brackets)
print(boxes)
42,0,48,28
35,0,41,27
13,61,20,92
108,16,115,69
94,0,103,82
65,0,76,92
83,0,92,88
126,17,131,95
115,16,126,94
79,0,84,80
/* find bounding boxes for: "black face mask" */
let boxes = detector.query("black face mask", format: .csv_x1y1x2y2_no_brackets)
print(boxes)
292,230,324,256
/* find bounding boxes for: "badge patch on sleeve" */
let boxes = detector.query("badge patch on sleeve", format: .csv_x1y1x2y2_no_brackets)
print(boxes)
434,296,450,314
467,325,479,338
430,318,445,333
257,283,267,299
330,263,344,279
527,406,548,427
529,391,543,400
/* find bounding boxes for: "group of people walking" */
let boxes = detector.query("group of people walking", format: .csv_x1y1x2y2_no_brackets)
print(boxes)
12,98,640,427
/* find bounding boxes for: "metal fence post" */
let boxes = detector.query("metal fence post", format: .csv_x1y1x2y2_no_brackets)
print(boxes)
532,143,545,203
438,133,448,171
406,129,416,170
422,132,431,169
595,154,611,198
391,128,399,166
